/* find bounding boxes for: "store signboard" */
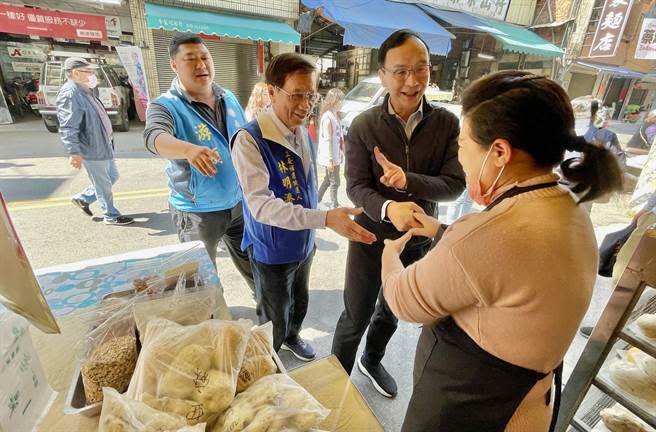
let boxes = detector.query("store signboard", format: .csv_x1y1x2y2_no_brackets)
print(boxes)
11,61,42,73
420,0,511,20
105,15,121,39
0,4,108,41
589,0,634,58
7,46,46,60
635,17,656,59
116,45,150,121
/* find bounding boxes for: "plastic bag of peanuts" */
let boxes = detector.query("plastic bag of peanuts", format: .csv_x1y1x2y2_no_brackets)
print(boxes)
78,301,138,405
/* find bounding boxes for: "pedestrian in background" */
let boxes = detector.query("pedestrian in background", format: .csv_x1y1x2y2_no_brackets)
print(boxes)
57,57,133,226
245,82,271,122
143,33,255,293
626,109,656,155
317,88,345,209
584,101,626,168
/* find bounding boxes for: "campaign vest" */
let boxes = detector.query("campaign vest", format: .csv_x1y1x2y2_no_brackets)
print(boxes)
155,88,245,212
239,120,318,265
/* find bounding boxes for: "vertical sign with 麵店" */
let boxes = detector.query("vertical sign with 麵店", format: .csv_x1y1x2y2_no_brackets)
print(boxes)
589,0,635,57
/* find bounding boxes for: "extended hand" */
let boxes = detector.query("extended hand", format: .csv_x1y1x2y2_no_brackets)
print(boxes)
374,146,407,190
326,207,377,244
383,230,413,255
386,201,425,232
184,145,222,177
69,155,82,169
410,212,440,239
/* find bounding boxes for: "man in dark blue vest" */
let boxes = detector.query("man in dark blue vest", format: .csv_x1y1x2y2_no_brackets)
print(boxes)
144,33,254,290
231,53,376,360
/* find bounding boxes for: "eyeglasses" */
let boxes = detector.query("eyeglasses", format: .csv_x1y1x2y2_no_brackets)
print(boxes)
77,69,96,75
276,87,322,106
381,64,431,82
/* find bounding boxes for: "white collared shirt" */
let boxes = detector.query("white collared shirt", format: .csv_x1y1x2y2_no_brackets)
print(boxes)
231,110,326,231
388,99,423,140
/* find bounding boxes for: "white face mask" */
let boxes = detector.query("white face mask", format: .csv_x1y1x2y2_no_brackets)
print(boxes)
87,74,98,89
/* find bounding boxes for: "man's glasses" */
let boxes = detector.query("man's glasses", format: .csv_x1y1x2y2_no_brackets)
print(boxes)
381,64,431,82
276,87,322,106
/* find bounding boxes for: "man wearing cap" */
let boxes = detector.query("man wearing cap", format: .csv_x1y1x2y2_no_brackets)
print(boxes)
56,57,133,225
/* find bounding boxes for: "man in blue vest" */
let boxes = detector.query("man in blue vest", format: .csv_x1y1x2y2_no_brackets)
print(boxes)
143,33,253,290
231,53,376,360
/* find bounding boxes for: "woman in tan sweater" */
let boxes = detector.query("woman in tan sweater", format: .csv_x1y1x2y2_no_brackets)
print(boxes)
381,72,623,432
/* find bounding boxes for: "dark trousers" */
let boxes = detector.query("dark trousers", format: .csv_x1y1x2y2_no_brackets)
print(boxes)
317,166,340,207
332,238,429,373
170,202,255,293
248,248,315,351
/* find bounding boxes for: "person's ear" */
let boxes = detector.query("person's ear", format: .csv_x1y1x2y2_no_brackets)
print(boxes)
490,138,512,167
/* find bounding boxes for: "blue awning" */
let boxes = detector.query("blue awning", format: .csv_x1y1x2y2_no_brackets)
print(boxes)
416,4,504,35
575,61,645,79
417,3,563,58
302,0,453,55
144,3,300,45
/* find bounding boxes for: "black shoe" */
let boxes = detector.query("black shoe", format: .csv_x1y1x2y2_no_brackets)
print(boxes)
71,198,92,216
104,216,134,226
281,337,316,362
579,326,593,338
357,356,397,398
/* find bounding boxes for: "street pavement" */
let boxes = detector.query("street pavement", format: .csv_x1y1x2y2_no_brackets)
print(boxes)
0,115,643,431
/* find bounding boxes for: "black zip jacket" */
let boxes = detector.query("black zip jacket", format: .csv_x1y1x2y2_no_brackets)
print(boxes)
345,94,465,240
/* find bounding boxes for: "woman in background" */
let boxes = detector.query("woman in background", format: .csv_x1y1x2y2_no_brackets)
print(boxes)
245,82,271,122
317,88,345,209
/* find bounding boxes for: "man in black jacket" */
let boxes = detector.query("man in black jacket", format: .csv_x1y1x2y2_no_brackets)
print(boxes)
331,29,465,398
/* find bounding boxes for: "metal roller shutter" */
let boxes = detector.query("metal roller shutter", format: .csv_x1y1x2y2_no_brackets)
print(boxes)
151,30,258,106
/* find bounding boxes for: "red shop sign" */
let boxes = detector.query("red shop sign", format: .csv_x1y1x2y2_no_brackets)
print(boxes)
0,4,107,41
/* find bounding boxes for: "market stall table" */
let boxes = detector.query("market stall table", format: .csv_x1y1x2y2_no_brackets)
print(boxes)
29,243,383,431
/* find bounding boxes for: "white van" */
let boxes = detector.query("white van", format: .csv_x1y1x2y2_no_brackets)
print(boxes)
339,76,454,136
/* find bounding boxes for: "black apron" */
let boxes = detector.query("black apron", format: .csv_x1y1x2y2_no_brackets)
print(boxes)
402,182,563,432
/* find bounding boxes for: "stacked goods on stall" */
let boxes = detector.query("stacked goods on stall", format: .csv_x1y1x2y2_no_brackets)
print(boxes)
117,318,328,431
71,272,221,412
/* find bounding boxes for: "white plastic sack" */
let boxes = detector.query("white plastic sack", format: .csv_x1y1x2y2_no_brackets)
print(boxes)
0,312,56,432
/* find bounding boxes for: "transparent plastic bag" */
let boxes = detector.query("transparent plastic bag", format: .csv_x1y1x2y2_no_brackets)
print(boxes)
133,272,219,344
127,318,252,426
213,374,330,432
77,300,138,404
237,322,278,393
99,387,206,432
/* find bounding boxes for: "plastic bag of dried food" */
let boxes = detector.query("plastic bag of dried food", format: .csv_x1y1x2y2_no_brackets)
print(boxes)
627,348,656,384
99,387,206,432
127,318,251,426
133,272,219,344
637,313,656,339
237,322,278,393
608,360,656,404
78,301,138,405
213,374,329,432
600,404,653,432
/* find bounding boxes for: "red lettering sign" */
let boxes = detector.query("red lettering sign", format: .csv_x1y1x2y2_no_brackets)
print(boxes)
0,4,107,41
